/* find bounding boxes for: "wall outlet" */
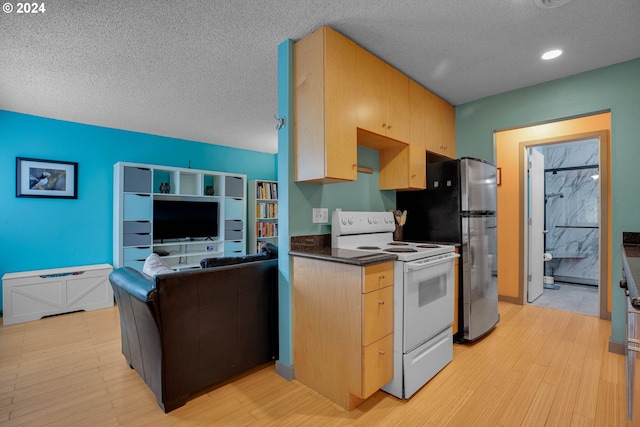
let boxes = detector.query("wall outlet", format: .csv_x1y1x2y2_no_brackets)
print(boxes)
312,208,329,224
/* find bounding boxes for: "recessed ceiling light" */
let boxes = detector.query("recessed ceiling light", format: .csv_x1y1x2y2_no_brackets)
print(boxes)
534,0,573,8
541,49,563,60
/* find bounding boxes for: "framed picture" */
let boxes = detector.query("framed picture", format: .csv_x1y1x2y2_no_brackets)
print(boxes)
16,157,78,199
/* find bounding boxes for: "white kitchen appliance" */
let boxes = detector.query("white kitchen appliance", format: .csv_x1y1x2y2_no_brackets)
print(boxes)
331,210,459,399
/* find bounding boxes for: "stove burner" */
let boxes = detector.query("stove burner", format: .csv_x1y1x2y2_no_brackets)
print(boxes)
384,247,418,253
387,242,409,246
417,244,440,248
357,246,381,250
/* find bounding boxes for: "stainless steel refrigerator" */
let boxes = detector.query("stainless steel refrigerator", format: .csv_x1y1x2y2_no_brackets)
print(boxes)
397,157,499,342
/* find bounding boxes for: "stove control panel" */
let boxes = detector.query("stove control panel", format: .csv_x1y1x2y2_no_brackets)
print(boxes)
332,210,395,236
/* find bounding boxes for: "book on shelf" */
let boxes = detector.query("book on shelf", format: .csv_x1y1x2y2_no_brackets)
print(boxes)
256,202,278,219
257,181,278,200
256,222,277,238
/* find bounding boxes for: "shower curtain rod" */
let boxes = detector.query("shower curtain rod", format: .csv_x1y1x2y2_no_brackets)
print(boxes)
544,164,599,173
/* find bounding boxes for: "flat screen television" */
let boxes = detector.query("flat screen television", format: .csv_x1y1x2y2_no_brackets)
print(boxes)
153,199,219,241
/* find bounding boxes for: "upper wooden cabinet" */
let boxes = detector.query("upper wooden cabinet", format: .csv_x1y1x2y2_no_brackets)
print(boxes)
425,91,456,158
294,26,455,187
356,49,410,143
294,26,358,183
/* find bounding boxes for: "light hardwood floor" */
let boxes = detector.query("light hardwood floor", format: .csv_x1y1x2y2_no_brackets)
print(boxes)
1,302,638,426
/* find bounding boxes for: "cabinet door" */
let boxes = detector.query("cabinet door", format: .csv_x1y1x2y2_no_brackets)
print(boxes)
361,333,394,399
362,286,394,346
324,26,358,181
356,48,386,135
408,80,427,189
294,26,357,183
363,262,394,293
439,97,456,158
425,90,444,154
384,65,410,142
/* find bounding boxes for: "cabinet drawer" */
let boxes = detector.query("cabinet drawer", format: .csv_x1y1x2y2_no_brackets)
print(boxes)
123,233,151,247
363,262,394,293
123,247,152,261
123,167,151,193
225,219,244,231
225,176,244,198
224,241,245,256
225,198,243,219
225,229,243,241
361,333,394,399
123,221,151,234
362,286,394,346
123,259,145,271
123,194,152,220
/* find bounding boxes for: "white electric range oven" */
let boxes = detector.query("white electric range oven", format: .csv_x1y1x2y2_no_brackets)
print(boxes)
331,210,459,399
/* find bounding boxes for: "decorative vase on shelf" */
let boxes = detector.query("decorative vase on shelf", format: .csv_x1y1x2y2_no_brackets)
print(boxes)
205,186,215,196
159,182,170,194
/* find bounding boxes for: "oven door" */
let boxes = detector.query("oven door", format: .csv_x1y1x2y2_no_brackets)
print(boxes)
403,253,458,353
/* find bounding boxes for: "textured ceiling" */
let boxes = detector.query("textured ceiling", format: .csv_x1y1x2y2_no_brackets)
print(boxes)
1,0,639,154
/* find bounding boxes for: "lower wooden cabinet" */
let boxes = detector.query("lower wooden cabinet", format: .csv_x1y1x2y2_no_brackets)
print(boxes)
292,257,394,410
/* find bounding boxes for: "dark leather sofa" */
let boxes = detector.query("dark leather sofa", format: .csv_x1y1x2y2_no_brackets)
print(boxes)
109,248,278,412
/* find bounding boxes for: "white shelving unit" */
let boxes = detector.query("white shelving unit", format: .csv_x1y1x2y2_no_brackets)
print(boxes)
248,180,278,253
113,162,246,271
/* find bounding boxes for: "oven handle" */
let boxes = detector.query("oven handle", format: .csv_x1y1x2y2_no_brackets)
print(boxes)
404,252,459,272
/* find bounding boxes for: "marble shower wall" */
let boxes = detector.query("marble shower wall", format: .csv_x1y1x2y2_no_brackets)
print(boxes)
542,139,600,285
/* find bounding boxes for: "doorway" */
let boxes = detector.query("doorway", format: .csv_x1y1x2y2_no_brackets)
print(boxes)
526,139,601,316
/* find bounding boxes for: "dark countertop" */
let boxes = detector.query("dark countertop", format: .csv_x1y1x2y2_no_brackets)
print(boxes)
622,232,640,309
289,246,397,266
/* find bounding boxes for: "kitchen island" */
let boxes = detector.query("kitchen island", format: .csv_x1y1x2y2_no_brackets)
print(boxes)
290,240,396,410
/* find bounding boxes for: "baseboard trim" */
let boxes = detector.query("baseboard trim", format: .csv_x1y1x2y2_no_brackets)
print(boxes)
275,360,294,381
608,337,625,355
499,295,521,305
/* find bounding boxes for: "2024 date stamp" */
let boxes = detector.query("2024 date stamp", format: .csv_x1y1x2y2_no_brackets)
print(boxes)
3,2,46,13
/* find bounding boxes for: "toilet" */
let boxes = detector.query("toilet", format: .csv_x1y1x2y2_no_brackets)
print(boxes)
543,252,559,290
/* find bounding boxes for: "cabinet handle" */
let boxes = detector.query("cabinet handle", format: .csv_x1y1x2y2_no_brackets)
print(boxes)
382,123,387,129
378,350,385,355
378,300,384,305
387,125,392,130
379,274,385,279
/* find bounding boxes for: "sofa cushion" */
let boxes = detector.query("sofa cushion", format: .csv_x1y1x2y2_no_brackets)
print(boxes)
200,252,269,268
200,242,278,269
143,253,174,277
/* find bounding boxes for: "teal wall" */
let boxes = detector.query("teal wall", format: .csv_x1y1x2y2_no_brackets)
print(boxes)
0,110,277,310
455,58,640,344
277,39,294,369
290,146,396,235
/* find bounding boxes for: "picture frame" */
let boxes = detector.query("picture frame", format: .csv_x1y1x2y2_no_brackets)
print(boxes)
16,157,78,199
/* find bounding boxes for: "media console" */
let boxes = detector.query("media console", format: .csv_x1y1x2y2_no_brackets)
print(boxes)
113,162,247,271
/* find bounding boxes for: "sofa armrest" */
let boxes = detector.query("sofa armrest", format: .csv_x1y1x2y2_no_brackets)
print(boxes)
109,267,156,302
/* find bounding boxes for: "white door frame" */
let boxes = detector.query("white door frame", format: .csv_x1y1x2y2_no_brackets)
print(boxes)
519,131,610,320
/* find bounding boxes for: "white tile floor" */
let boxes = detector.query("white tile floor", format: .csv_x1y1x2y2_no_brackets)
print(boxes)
529,282,599,316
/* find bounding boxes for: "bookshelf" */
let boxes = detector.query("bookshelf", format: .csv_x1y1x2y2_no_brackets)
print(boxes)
248,180,278,253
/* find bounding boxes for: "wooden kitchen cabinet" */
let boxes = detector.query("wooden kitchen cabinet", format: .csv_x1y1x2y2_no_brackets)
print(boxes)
293,25,455,188
425,91,456,158
356,48,410,144
292,257,394,410
294,26,358,183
